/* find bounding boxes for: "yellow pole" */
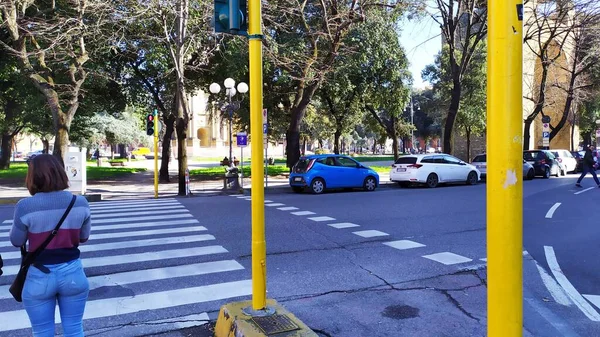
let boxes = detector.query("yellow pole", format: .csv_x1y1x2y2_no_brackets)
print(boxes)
487,1,523,336
154,109,159,199
248,0,266,310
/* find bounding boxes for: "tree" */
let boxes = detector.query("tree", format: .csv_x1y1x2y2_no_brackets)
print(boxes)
0,0,121,162
262,0,411,168
429,0,487,154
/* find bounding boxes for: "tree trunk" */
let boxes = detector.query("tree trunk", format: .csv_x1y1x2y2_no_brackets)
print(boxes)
466,128,471,162
285,83,320,168
333,129,341,154
0,134,13,169
443,80,461,155
571,114,577,151
42,139,50,153
53,126,69,165
523,118,534,151
160,114,176,182
392,136,399,160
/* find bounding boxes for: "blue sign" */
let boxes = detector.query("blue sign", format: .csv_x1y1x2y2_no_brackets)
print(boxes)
237,133,248,147
542,131,550,138
263,123,268,134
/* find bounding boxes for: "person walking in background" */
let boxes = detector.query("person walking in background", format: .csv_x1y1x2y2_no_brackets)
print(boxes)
576,145,600,188
9,154,92,337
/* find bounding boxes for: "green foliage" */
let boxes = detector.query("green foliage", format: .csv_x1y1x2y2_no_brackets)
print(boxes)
190,165,289,180
0,163,146,181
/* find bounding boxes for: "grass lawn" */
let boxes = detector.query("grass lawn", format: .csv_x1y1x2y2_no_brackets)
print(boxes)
190,165,289,180
0,163,146,182
369,166,392,174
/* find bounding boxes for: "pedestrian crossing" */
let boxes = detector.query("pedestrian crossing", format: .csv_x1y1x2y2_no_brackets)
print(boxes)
0,197,251,336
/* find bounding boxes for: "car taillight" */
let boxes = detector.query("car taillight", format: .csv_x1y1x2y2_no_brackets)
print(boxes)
540,159,546,165
306,159,316,172
557,158,562,163
408,164,422,169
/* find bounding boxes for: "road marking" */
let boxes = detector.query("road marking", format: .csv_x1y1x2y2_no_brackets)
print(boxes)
533,259,572,306
544,245,600,321
328,222,360,229
265,203,285,207
383,240,426,250
545,203,561,219
90,202,181,211
92,205,185,214
352,230,389,238
524,298,582,337
0,280,252,332
575,187,595,195
1,234,216,260
92,209,189,219
277,207,298,211
423,252,473,265
0,260,244,300
2,220,12,224
91,219,200,232
264,200,273,203
93,213,193,224
89,198,177,207
291,211,316,216
0,246,229,276
308,216,336,222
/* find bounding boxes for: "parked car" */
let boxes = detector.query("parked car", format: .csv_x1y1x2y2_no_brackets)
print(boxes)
389,154,480,188
571,151,584,172
289,155,379,194
471,154,535,180
552,149,577,174
523,150,561,178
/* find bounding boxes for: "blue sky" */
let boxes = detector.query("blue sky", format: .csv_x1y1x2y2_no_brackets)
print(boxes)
399,16,442,89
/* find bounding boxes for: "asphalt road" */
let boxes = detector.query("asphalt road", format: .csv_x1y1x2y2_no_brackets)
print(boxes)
0,173,599,336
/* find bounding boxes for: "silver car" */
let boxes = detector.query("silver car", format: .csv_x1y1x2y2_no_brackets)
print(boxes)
471,154,535,180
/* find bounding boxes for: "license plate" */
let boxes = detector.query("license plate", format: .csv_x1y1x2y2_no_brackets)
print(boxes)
294,177,302,182
396,168,406,172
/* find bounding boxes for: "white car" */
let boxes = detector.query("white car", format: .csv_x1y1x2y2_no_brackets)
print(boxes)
471,154,536,180
551,149,577,173
390,154,480,188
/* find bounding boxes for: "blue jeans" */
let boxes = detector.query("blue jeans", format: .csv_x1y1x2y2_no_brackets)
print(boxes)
22,259,89,337
577,165,600,185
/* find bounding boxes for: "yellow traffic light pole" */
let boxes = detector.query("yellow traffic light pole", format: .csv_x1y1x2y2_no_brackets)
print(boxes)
248,0,267,310
487,1,523,336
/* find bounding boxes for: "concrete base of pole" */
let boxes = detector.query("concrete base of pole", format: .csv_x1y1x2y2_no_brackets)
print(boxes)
214,299,318,337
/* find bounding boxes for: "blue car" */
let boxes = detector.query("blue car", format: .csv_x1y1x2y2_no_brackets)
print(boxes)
289,154,379,194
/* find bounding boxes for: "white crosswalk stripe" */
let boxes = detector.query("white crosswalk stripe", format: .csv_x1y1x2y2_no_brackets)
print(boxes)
0,198,250,335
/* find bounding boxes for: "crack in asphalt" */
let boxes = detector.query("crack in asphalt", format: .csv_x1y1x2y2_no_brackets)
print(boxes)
440,289,481,322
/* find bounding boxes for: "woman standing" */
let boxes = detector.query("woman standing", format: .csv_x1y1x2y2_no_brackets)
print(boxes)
9,154,92,337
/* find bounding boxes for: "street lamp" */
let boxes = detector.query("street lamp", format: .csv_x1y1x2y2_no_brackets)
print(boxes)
406,95,420,153
209,78,248,167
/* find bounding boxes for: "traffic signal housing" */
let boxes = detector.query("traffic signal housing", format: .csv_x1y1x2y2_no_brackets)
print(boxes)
146,114,155,136
214,0,247,36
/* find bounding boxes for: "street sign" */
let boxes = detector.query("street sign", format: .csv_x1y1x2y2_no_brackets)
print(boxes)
236,132,248,148
543,123,549,130
542,116,551,123
262,108,268,135
542,131,550,138
263,123,268,134
543,138,550,147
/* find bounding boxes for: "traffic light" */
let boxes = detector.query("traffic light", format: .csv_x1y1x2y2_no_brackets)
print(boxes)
146,114,155,136
214,0,247,36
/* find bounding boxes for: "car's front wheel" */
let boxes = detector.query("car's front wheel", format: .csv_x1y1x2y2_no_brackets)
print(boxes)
310,178,326,194
363,176,377,191
466,171,478,185
543,167,550,179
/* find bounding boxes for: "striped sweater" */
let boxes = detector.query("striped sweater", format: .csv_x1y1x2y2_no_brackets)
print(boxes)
9,190,91,265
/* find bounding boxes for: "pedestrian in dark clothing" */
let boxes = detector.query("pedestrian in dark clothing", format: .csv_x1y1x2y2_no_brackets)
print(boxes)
576,145,600,187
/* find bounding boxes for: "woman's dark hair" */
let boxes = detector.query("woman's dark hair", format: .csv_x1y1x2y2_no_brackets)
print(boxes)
26,154,70,195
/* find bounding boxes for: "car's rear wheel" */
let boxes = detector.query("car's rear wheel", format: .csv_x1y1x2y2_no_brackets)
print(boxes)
310,178,325,194
363,176,377,191
466,171,478,185
292,186,304,193
426,173,439,188
526,169,535,180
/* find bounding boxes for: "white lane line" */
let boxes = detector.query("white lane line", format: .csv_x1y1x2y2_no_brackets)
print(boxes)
308,216,336,222
1,234,216,260
93,213,193,224
277,207,298,211
92,205,185,214
575,187,595,195
545,245,600,321
0,280,252,332
0,246,229,276
92,209,189,219
264,200,273,203
352,230,389,238
533,259,572,306
90,226,207,240
328,222,360,229
2,220,12,224
89,198,177,207
0,260,244,300
265,203,285,207
423,252,473,265
90,202,181,211
545,203,562,219
291,211,316,216
383,240,426,250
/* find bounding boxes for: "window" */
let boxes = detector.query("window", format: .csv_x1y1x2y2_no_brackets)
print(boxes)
421,156,435,163
323,157,336,166
433,156,446,164
472,154,486,162
443,156,462,165
524,151,542,161
395,157,418,165
337,157,359,167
